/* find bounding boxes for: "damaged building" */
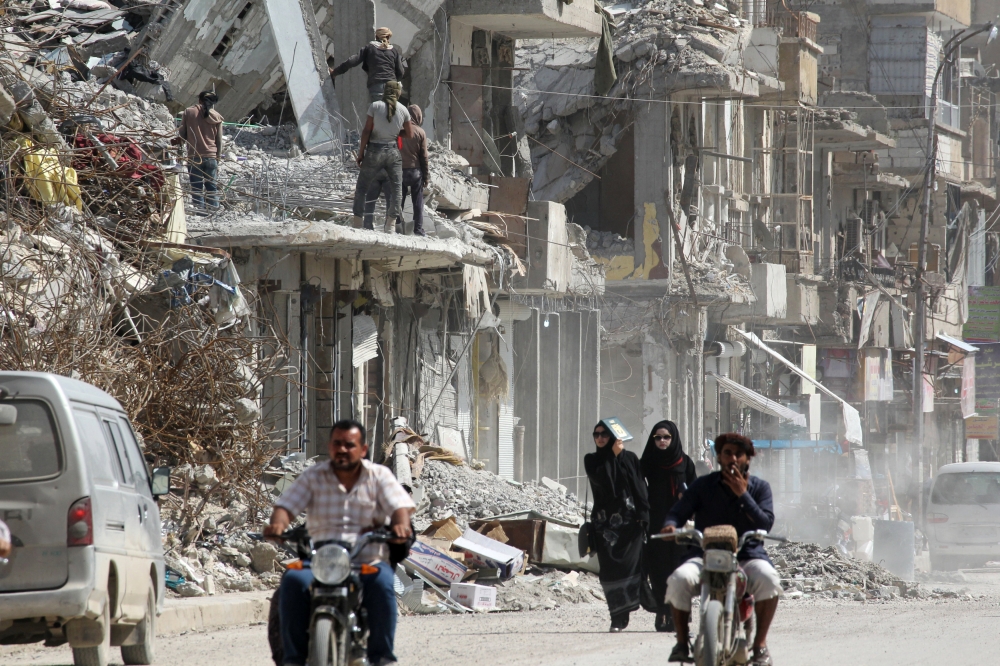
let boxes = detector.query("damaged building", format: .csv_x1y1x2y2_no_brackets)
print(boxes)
5,0,1000,551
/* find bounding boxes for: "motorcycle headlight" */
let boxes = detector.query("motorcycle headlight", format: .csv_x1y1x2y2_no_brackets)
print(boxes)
312,544,351,585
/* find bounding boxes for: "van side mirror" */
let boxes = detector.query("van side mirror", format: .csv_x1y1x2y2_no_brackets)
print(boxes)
0,404,16,425
151,467,171,497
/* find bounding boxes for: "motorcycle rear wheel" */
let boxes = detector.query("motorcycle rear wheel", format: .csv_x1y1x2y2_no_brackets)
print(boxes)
308,615,344,666
697,600,724,666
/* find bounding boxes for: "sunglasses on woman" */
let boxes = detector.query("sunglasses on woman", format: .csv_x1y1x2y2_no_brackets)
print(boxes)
593,430,610,439
654,434,672,441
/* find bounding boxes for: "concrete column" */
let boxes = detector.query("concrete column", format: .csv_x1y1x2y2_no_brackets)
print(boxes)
333,0,376,133
634,99,669,271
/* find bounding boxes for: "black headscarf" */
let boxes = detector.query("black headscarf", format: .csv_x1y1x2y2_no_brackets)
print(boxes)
640,420,683,471
591,420,620,490
640,419,696,531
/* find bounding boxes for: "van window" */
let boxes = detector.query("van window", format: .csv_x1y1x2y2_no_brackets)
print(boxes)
103,419,135,487
932,472,1000,505
73,408,117,486
0,400,61,482
117,417,151,497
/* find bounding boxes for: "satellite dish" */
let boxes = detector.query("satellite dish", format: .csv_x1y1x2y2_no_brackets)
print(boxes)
752,218,776,250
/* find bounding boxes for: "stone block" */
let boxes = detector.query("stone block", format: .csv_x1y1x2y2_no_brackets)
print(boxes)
75,30,131,58
250,541,279,574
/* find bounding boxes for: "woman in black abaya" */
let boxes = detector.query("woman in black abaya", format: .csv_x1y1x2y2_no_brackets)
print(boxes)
584,420,650,632
641,420,698,631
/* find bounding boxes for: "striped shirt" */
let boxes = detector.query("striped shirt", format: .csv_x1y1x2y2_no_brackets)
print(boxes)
276,459,414,563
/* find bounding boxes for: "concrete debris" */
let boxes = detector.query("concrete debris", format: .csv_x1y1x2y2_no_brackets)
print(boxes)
519,0,753,203
771,541,956,601
414,460,585,529
0,6,285,533
586,229,635,258
494,567,605,611
209,124,493,246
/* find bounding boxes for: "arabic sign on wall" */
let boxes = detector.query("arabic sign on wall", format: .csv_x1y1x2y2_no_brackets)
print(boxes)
966,415,999,439
974,342,1000,414
965,287,1000,342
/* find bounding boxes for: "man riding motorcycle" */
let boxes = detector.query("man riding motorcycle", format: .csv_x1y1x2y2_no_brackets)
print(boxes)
659,433,781,665
264,419,415,666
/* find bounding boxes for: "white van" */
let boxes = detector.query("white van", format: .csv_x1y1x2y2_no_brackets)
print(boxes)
0,372,168,666
926,461,1000,571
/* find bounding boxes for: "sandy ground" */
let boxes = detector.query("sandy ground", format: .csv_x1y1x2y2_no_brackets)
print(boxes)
3,573,999,665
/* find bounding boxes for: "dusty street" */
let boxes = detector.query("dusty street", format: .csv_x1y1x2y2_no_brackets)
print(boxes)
3,577,999,666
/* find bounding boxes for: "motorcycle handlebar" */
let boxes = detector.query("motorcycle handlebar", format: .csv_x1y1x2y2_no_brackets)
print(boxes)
651,528,781,549
349,528,392,559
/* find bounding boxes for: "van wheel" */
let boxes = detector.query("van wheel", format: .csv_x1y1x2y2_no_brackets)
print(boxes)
72,603,110,666
121,589,156,665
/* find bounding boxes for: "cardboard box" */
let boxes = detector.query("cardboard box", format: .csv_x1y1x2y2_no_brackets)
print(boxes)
452,527,525,580
403,539,468,587
470,519,545,563
449,582,497,611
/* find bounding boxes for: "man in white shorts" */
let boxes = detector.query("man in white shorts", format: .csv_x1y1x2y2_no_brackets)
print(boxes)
660,433,782,665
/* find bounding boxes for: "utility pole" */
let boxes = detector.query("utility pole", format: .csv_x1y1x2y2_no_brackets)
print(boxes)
914,22,996,518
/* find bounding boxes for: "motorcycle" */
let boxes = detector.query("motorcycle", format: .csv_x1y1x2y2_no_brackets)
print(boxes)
652,526,770,666
258,525,392,666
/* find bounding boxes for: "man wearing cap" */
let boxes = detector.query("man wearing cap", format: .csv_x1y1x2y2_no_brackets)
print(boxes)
330,27,405,102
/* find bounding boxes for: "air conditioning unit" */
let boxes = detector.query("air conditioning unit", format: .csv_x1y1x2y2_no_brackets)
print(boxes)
843,215,863,257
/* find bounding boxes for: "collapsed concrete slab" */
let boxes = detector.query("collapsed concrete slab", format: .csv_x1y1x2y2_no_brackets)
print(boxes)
188,215,494,270
264,0,342,155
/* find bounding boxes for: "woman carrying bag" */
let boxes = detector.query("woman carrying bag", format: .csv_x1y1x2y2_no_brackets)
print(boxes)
584,419,650,632
641,420,698,632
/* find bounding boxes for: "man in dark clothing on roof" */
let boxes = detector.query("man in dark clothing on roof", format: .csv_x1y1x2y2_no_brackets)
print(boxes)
330,27,405,102
178,90,224,212
660,433,781,666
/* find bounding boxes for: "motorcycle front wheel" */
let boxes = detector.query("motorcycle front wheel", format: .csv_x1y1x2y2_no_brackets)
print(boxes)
308,615,345,666
697,600,724,666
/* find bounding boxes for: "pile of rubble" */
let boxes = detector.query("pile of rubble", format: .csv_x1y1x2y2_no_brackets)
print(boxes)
161,501,282,598
414,459,585,529
771,541,969,601
519,0,752,203
204,123,492,245
585,228,635,258
494,568,604,611
0,6,287,519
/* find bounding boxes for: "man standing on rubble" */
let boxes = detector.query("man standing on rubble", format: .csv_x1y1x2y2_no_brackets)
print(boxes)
265,419,415,666
660,433,781,665
178,90,224,212
330,27,405,102
361,103,429,235
352,81,413,234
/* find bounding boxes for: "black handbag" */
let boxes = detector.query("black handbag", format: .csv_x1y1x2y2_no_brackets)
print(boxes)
578,483,594,558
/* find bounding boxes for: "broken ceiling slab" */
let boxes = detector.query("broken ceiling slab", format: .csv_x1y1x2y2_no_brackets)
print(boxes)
188,217,494,269
263,0,342,155
831,171,911,190
428,174,491,211
450,0,604,38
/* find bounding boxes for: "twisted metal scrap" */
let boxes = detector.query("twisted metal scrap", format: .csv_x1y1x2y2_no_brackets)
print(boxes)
0,84,287,517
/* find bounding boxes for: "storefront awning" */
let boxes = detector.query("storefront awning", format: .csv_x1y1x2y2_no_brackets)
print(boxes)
937,333,978,354
730,329,863,446
709,372,807,428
